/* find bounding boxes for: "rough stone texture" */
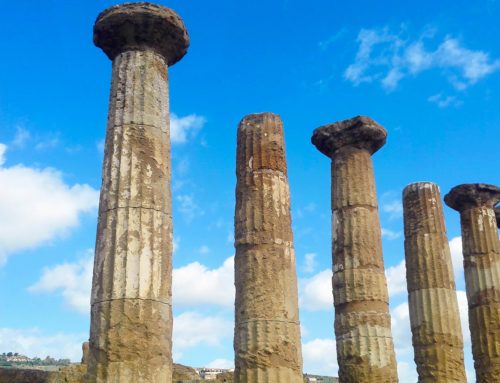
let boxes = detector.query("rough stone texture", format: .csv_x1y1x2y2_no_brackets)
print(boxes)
311,116,386,157
89,3,187,382
172,363,199,382
403,182,466,382
495,205,500,228
234,113,303,383
444,183,500,383
0,365,86,383
94,2,189,64
311,116,398,383
82,342,89,365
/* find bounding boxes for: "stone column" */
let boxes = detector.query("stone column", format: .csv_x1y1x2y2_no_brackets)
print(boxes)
88,3,189,382
403,182,466,382
444,184,500,383
311,116,398,383
82,342,90,365
234,113,303,383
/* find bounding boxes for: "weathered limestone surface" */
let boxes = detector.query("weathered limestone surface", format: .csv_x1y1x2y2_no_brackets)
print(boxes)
495,205,500,228
444,183,500,383
403,182,466,382
234,113,303,383
311,116,398,383
89,3,189,383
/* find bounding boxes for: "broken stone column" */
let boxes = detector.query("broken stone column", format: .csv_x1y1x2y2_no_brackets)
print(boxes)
311,116,398,382
444,184,500,383
82,342,90,365
89,3,189,382
403,182,466,382
234,113,303,383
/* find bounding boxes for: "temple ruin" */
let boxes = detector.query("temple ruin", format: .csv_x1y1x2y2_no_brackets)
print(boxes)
1,2,499,383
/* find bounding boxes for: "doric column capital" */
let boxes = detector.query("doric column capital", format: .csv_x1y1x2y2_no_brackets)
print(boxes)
495,205,500,228
444,183,500,212
311,115,387,158
93,2,189,65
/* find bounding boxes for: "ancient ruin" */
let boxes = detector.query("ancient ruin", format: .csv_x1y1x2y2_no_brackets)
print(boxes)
403,182,466,382
444,183,500,383
311,116,398,382
234,113,303,382
88,3,189,382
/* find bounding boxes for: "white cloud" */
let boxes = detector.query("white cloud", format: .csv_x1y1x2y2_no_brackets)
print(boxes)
28,251,93,314
381,228,402,240
345,27,500,91
206,358,234,369
456,290,470,346
428,93,461,108
302,338,338,376
299,269,333,311
381,198,403,220
397,361,418,383
302,253,317,273
0,328,86,362
173,256,235,307
449,236,464,283
0,143,6,166
199,245,210,255
12,126,31,148
386,260,407,296
35,136,60,151
175,194,204,222
0,146,99,265
173,312,232,352
96,139,105,153
170,113,206,144
390,302,413,359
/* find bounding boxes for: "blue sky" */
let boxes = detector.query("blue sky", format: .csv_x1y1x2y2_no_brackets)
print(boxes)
0,0,499,381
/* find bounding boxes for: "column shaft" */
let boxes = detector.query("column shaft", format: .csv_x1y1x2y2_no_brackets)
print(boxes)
460,206,500,382
332,146,398,382
234,113,303,383
403,183,466,383
89,50,173,382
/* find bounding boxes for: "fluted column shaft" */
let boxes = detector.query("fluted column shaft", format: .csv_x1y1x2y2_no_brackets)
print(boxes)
459,205,499,382
89,49,173,382
234,113,303,383
444,184,500,383
403,182,466,383
312,116,398,383
331,146,398,382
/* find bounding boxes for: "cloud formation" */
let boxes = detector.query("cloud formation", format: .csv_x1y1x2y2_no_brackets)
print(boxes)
299,269,333,311
0,144,99,265
173,256,234,307
173,312,233,357
28,251,93,314
170,113,206,144
345,27,500,91
0,327,86,362
302,338,338,376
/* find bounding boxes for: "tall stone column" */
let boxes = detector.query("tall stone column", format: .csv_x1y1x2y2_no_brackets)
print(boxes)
234,113,303,383
88,3,189,382
444,184,500,383
311,116,398,382
403,182,466,383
